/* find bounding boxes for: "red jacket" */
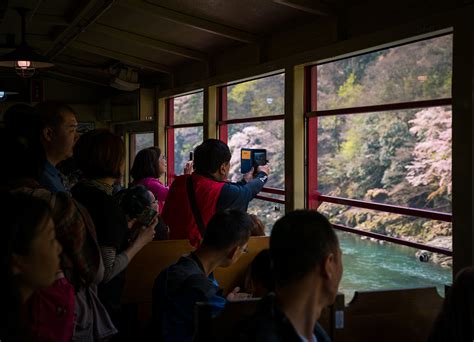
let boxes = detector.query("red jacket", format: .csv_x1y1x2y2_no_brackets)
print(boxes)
162,174,225,247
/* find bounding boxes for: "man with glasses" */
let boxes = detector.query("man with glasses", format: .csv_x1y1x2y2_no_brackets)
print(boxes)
151,209,253,341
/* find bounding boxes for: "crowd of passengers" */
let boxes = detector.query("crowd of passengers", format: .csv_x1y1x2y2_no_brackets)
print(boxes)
0,102,472,342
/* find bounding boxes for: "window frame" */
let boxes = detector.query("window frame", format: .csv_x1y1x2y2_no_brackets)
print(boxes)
217,74,286,205
305,35,453,256
165,92,204,184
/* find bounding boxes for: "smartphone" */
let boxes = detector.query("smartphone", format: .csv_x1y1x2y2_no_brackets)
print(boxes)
189,151,194,161
137,207,158,226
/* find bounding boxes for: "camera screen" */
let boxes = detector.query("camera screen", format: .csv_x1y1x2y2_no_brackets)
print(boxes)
138,207,157,226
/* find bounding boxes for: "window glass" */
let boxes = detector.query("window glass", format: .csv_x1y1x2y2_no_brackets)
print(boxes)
316,35,452,110
226,74,284,120
134,132,154,156
247,197,285,235
317,106,452,213
174,127,203,175
227,120,284,190
173,92,203,125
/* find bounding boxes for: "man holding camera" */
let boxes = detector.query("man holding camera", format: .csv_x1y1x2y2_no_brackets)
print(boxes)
161,139,270,247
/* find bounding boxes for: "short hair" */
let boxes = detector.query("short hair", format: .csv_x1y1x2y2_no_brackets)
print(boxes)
131,147,161,180
35,101,76,129
201,209,252,251
115,184,152,219
270,210,339,286
193,139,231,175
250,249,274,292
74,129,124,179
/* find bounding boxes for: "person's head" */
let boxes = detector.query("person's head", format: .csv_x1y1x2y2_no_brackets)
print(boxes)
131,147,165,181
1,192,62,301
0,105,45,182
429,266,474,342
270,210,342,304
193,139,231,180
246,249,274,297
74,129,124,180
200,209,253,267
250,214,266,236
115,184,154,221
35,102,79,165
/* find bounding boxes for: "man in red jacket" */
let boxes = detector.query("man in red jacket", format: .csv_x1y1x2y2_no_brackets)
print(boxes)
162,139,270,247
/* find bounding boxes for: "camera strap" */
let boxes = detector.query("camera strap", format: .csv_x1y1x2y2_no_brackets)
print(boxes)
186,176,206,238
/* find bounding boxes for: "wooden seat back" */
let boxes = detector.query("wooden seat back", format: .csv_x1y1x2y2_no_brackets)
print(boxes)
341,287,443,342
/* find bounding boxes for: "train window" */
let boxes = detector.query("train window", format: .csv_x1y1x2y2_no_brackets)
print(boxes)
219,73,285,230
132,132,154,156
166,92,204,183
307,34,453,295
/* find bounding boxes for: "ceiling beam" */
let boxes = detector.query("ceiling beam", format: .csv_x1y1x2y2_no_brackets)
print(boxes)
119,0,258,44
91,23,208,62
272,0,336,16
46,0,116,59
45,70,110,87
70,41,172,73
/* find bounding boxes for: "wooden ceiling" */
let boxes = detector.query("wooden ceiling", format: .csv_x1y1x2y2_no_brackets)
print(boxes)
0,0,469,93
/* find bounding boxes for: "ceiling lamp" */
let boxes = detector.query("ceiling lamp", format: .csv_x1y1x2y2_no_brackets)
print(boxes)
0,8,54,78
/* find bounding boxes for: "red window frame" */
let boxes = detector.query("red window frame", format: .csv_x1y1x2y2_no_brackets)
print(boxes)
305,46,453,256
165,95,203,184
217,77,286,205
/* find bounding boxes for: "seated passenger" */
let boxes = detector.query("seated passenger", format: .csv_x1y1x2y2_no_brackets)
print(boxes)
115,184,169,240
0,192,62,341
72,129,156,333
162,139,271,247
244,249,274,298
239,210,343,342
151,209,253,341
427,266,474,342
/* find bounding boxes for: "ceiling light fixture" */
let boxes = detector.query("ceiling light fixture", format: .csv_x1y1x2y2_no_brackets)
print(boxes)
0,8,54,78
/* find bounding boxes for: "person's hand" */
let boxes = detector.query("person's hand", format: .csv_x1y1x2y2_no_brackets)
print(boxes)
226,287,252,301
257,163,270,176
184,161,194,175
133,215,158,248
243,167,254,182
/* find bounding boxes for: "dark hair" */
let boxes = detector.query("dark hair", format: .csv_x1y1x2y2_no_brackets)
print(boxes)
270,210,339,286
35,101,76,129
115,184,152,219
131,147,161,181
250,214,266,236
0,104,45,182
193,139,231,175
428,266,474,342
250,249,274,293
74,129,124,179
0,192,51,341
201,209,252,251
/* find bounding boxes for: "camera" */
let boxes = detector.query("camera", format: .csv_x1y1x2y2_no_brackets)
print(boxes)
240,148,267,174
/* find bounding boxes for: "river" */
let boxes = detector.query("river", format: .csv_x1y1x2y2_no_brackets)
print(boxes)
337,231,452,301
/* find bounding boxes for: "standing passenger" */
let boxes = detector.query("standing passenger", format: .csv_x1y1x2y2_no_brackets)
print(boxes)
162,139,270,247
0,192,62,342
35,102,79,193
72,129,156,334
239,210,343,342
